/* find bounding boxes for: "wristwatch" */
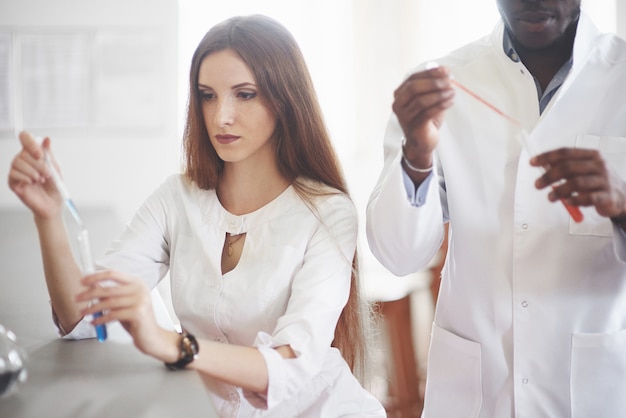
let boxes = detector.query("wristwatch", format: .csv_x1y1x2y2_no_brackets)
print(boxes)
165,332,199,370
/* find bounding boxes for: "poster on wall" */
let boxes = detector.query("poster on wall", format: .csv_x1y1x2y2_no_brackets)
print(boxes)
3,27,170,138
21,32,91,129
93,30,165,129
0,33,11,133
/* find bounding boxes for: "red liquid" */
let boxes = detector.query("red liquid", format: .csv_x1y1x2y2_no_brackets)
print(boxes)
561,199,584,223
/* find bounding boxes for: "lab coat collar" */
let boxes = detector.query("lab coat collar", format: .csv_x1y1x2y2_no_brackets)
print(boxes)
567,12,601,89
490,12,601,114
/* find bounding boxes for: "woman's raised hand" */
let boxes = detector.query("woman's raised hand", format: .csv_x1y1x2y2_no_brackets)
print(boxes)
8,131,64,220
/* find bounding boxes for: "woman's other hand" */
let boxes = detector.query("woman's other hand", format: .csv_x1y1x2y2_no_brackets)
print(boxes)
77,270,179,362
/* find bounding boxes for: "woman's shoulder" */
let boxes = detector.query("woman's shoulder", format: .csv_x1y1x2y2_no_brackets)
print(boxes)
296,178,353,204
142,173,217,212
293,179,357,222
161,173,193,191
155,174,211,198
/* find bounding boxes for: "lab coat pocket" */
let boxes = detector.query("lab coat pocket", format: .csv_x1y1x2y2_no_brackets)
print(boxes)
422,323,482,418
570,329,626,418
569,135,626,237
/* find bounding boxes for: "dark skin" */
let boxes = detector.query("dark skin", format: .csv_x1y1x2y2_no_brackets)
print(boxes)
394,0,626,230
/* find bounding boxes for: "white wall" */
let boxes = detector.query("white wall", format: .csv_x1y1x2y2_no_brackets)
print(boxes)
1,0,621,227
619,0,626,38
0,0,179,223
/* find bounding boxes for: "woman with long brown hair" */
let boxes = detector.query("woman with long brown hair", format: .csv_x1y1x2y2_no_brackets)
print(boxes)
8,14,384,417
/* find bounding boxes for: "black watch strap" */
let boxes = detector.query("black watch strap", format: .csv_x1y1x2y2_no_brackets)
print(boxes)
165,332,199,370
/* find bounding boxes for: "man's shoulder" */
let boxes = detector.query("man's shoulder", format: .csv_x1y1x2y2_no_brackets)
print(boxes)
436,23,503,70
595,32,626,65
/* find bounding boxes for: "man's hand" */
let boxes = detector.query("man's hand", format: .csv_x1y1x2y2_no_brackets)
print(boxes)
531,148,626,224
392,66,455,183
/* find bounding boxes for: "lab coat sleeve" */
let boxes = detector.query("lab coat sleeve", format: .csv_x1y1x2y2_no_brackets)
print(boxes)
366,112,446,276
245,194,358,410
96,178,173,288
53,306,96,340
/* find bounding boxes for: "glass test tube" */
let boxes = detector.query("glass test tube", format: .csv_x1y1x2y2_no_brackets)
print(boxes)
77,229,107,342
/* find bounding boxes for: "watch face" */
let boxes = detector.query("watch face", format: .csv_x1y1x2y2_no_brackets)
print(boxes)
181,334,199,360
165,332,199,370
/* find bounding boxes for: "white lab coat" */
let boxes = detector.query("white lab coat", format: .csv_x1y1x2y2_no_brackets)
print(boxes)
367,14,626,418
63,175,385,417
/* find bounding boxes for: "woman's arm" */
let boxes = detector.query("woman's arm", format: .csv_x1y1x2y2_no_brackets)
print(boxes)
8,131,89,333
79,269,293,394
36,216,87,332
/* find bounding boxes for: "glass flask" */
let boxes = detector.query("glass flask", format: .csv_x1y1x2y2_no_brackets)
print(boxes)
0,324,27,398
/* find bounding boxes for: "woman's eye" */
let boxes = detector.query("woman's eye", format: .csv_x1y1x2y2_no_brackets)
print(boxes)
200,91,215,101
238,91,257,100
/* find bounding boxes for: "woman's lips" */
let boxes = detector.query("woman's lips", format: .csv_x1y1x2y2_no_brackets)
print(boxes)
215,134,240,144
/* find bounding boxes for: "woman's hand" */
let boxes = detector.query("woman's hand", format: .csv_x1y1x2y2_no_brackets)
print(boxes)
77,270,179,362
8,131,63,220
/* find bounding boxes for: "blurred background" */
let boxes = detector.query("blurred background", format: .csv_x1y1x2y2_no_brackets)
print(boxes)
0,0,622,415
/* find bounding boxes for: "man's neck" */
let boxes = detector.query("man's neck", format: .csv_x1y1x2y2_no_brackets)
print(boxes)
510,21,578,91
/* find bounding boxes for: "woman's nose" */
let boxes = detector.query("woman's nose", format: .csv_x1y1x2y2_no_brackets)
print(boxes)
215,98,235,126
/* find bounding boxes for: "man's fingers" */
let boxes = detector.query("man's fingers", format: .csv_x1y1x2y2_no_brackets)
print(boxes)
531,147,599,167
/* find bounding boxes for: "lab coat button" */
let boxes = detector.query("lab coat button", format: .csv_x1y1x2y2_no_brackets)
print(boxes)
521,301,528,308
522,223,528,230
522,378,529,384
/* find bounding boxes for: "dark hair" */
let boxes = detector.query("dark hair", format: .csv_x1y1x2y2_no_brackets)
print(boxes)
182,14,370,381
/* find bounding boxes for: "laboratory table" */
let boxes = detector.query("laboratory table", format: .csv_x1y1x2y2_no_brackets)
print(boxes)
0,209,218,417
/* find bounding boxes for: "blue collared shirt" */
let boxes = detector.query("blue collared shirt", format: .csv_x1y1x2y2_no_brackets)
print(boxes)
502,29,573,114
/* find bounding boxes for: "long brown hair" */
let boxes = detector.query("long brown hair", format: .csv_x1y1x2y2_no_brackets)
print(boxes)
182,15,371,381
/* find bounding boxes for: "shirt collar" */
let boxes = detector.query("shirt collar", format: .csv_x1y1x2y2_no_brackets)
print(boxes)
502,27,573,113
502,29,521,63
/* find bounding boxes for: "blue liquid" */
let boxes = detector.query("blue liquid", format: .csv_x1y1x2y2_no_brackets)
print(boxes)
93,312,107,342
65,199,83,227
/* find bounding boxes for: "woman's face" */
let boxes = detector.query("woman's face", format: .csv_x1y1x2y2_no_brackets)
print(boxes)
198,49,277,166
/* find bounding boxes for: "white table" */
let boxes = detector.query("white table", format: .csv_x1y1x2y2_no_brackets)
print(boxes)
0,209,218,417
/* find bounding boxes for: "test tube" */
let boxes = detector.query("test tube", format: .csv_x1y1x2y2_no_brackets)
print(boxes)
43,150,83,227
516,130,584,223
77,229,108,342
448,78,584,223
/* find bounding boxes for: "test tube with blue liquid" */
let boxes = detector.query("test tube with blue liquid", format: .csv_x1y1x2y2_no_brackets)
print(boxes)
43,150,108,341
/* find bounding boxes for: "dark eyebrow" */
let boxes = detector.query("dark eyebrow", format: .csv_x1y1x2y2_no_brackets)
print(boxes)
196,82,256,90
232,82,257,89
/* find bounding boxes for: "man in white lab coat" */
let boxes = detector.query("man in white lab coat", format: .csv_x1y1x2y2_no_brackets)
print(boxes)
366,0,626,416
